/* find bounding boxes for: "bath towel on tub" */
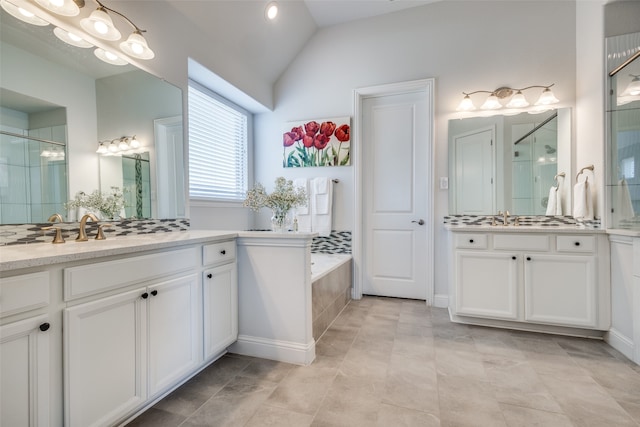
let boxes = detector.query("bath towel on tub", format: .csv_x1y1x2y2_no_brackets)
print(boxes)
293,178,312,232
312,177,333,237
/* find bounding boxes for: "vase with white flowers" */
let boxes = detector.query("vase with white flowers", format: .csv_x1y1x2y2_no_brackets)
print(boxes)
243,177,307,232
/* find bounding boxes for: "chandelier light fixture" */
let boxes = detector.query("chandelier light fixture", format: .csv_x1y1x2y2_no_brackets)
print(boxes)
96,136,142,155
0,0,155,66
456,84,560,113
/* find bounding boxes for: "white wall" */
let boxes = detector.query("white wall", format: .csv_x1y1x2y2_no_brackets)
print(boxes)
254,0,577,297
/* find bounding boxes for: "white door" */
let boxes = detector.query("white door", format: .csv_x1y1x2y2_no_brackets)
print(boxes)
203,262,238,360
452,127,495,214
361,88,430,300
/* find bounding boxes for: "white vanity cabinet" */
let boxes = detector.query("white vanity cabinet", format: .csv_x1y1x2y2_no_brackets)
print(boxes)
0,272,53,427
449,229,609,333
63,249,201,427
202,240,238,361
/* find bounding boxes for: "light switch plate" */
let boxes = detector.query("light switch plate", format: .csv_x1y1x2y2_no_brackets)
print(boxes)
439,177,449,190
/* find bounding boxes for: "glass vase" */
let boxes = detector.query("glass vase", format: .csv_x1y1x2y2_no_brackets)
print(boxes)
271,208,292,232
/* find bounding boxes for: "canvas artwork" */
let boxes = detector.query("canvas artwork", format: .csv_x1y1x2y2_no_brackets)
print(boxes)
283,117,351,167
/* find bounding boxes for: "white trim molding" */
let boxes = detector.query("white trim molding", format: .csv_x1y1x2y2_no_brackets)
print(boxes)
229,335,316,366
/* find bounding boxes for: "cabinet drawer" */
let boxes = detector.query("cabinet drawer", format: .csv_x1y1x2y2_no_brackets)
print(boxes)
556,235,596,253
0,272,50,318
64,247,198,301
203,240,236,266
454,234,488,249
493,234,550,251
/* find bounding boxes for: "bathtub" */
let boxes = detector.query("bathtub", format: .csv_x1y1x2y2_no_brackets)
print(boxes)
311,253,352,339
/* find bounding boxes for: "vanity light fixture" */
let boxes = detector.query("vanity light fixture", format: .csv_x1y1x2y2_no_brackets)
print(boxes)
456,84,560,112
97,136,142,155
35,0,80,17
0,0,49,25
94,47,128,65
53,27,92,47
1,0,155,64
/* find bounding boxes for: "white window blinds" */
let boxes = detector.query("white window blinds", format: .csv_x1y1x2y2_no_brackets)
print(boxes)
188,82,248,201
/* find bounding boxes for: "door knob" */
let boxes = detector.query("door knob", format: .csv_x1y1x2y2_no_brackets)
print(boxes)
411,219,425,225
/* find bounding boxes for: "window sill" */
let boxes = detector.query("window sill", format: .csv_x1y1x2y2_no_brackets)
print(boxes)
189,198,245,209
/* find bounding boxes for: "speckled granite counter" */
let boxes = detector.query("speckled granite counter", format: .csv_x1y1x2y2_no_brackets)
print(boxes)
0,230,238,272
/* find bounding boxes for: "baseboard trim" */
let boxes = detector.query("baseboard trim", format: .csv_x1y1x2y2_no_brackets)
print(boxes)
433,294,449,308
229,335,316,366
605,328,635,361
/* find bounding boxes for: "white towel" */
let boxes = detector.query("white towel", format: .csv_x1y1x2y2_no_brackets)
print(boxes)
293,178,311,232
545,186,563,216
312,177,333,237
616,178,635,220
573,180,593,220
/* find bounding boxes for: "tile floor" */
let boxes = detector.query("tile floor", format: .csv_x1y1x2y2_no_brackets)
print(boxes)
127,296,640,427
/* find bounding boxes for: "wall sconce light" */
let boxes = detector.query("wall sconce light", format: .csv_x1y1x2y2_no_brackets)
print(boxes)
456,84,560,113
1,0,155,66
96,136,142,155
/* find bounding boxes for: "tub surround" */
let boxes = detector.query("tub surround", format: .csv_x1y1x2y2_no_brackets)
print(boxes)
311,254,352,339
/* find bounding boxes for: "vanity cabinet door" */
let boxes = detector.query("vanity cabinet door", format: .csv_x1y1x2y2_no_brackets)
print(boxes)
454,251,520,320
147,274,200,397
524,254,597,328
203,262,238,361
1,315,50,427
64,288,147,427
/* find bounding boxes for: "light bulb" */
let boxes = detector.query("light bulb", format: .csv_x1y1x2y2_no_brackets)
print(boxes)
481,93,502,110
94,20,108,34
129,136,140,149
108,141,119,153
80,8,121,41
535,88,559,106
456,94,476,112
54,27,93,48
265,1,278,20
1,0,50,25
506,91,529,108
118,138,130,151
120,31,155,60
35,0,79,16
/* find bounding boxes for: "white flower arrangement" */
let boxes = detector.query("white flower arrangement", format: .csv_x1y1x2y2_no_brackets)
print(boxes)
65,187,126,220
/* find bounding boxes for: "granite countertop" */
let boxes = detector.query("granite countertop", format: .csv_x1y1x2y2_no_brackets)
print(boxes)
0,230,237,272
0,230,321,272
444,223,607,234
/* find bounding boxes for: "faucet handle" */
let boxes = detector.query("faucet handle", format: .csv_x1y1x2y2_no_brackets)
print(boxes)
42,226,65,244
95,224,113,240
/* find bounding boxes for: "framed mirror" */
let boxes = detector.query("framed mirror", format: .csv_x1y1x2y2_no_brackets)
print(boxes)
448,108,571,216
0,10,185,223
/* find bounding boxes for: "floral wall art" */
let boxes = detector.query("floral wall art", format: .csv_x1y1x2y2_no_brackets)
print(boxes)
283,117,351,167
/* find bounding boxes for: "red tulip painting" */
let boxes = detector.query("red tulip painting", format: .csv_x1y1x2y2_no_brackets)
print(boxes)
283,117,351,167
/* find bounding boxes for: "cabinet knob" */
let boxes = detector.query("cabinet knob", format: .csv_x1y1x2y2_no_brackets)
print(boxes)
526,257,531,261
151,290,158,296
512,256,517,260
39,322,50,332
220,249,226,255
207,273,213,279
141,292,149,299
574,241,581,246
469,239,474,243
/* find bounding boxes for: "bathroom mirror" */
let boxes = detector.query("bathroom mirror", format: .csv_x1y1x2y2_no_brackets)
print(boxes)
448,108,571,215
606,32,640,229
0,11,185,223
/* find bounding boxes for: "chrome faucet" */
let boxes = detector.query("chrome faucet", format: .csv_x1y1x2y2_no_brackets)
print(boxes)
47,213,63,223
76,213,99,241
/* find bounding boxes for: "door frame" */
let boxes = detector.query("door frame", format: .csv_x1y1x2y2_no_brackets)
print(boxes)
352,78,435,304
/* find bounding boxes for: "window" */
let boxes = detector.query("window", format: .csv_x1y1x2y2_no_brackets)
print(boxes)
188,80,250,202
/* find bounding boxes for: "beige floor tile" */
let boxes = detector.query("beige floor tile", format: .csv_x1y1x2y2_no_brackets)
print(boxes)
376,403,440,427
435,347,487,379
499,403,574,427
383,354,439,414
244,404,314,426
438,374,507,427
